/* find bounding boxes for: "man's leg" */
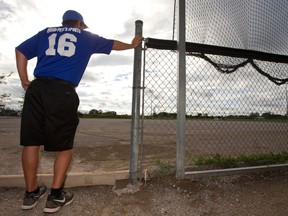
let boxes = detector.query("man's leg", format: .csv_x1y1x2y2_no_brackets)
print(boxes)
43,149,74,213
21,146,48,210
22,146,40,192
52,149,72,189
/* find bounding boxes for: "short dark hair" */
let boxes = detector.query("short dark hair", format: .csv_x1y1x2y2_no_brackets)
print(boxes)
62,20,78,27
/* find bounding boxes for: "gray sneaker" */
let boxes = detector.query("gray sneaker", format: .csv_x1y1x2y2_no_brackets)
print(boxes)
21,185,48,210
43,190,74,213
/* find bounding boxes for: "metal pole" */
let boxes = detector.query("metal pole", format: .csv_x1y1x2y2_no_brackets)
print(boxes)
176,0,186,179
286,83,288,117
129,20,143,185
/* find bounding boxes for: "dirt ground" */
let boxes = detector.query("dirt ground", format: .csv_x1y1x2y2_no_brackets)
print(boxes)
0,171,288,216
1,117,288,215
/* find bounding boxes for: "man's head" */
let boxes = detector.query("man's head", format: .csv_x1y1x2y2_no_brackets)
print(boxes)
62,10,88,29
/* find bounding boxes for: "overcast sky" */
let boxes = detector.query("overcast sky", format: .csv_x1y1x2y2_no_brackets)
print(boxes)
0,0,174,114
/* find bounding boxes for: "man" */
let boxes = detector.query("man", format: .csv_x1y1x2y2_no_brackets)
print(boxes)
15,10,143,213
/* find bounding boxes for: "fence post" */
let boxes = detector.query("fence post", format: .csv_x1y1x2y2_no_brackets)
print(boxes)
176,0,186,179
129,20,143,185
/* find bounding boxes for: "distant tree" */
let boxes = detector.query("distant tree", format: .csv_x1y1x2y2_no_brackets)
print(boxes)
0,72,12,110
262,112,272,119
103,111,117,116
18,92,25,110
89,109,103,115
0,93,10,110
0,72,12,84
77,111,84,117
249,112,260,119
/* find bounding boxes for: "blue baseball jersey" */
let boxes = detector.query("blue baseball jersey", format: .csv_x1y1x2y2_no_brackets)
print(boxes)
16,25,114,86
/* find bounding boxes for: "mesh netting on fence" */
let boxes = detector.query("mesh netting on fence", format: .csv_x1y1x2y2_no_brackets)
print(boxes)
139,0,288,173
177,0,288,54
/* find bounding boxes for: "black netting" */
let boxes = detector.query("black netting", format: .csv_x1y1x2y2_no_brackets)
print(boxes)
171,0,288,85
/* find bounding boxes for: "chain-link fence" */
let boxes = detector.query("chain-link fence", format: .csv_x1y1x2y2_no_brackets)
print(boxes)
139,39,288,175
139,47,178,171
134,0,288,179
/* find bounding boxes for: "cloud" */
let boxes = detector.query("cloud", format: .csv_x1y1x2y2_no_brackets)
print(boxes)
81,69,103,83
1,0,175,114
78,90,132,114
114,73,130,82
0,1,15,41
100,91,111,96
0,1,13,21
115,17,137,40
89,53,133,67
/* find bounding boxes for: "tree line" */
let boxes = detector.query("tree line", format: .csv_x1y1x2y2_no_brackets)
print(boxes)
1,73,287,120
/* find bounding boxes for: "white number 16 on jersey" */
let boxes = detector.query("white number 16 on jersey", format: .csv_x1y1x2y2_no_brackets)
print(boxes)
45,33,77,57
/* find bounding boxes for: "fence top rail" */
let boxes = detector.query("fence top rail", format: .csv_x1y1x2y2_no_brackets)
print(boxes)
145,38,288,64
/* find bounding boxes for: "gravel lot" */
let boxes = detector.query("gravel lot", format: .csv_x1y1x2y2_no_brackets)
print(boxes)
1,117,288,215
0,171,288,216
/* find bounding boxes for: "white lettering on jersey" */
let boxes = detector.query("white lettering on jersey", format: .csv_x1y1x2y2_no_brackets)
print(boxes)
47,27,81,34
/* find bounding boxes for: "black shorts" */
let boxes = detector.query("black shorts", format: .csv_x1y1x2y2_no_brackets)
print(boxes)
20,77,79,151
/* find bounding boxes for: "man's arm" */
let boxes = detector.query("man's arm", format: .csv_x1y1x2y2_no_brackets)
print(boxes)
112,35,143,51
15,49,30,91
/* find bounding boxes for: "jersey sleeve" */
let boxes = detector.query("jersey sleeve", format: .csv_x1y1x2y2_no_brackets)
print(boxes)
16,32,40,60
85,32,114,55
